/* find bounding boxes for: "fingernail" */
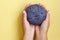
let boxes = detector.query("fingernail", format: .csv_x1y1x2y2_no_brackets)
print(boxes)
47,10,51,14
23,10,26,14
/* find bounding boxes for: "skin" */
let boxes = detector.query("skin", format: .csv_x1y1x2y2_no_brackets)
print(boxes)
23,4,50,40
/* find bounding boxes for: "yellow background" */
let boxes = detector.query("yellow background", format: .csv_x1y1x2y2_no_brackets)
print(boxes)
0,0,60,40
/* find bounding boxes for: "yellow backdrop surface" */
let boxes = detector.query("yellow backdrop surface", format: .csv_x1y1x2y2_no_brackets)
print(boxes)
0,0,60,40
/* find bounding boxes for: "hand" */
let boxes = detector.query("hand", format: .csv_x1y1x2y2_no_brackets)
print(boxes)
23,4,50,40
23,4,35,40
35,11,50,40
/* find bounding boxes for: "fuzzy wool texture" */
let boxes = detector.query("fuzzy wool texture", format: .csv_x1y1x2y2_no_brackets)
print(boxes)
25,4,47,25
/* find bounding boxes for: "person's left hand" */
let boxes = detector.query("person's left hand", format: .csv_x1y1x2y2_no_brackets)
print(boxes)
23,4,35,40
35,11,50,40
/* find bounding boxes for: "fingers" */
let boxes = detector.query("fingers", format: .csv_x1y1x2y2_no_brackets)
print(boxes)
35,26,40,40
38,3,49,27
23,10,30,26
35,26,40,36
40,11,50,33
43,11,50,24
23,10,27,22
38,3,50,22
41,11,50,26
23,4,31,24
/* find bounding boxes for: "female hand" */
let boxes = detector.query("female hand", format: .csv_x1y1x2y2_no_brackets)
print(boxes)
23,4,35,40
23,4,50,40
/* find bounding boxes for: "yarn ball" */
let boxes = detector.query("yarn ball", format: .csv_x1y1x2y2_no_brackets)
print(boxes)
25,4,47,25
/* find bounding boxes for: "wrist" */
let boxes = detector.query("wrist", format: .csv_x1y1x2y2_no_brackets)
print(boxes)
23,31,34,40
23,34,34,40
40,32,47,40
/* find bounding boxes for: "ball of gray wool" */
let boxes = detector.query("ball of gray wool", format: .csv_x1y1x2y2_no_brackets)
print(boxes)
25,4,47,26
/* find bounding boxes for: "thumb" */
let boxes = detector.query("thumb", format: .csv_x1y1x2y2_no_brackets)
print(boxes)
23,10,29,25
